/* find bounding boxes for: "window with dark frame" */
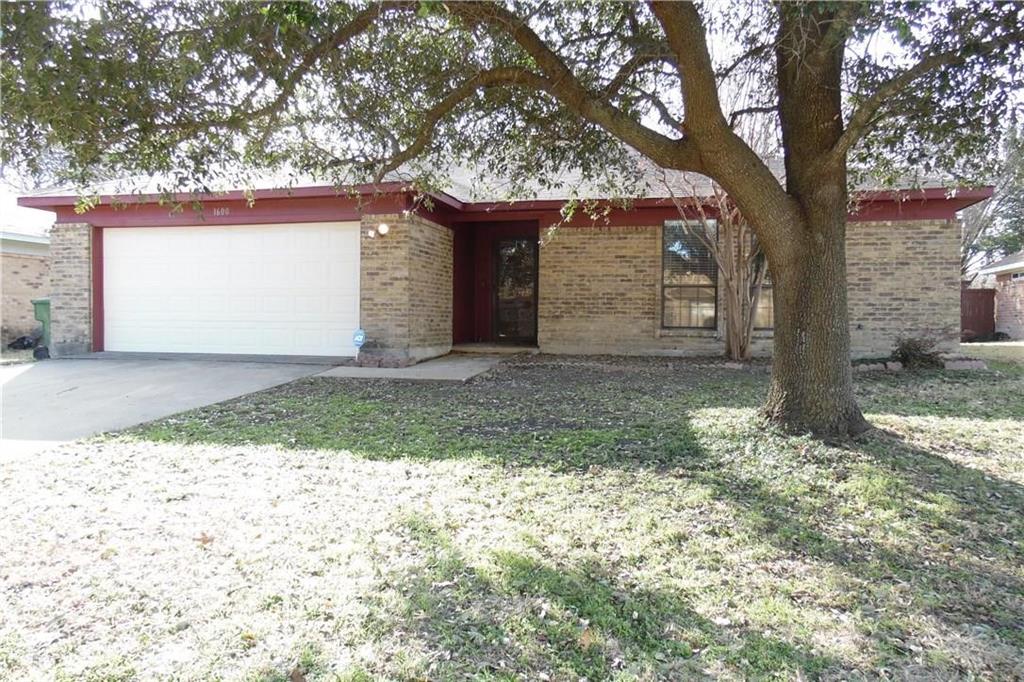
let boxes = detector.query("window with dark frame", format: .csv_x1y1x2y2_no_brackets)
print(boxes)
662,220,717,329
747,244,773,331
753,284,774,330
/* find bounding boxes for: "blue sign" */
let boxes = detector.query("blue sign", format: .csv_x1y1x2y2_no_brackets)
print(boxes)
352,328,366,348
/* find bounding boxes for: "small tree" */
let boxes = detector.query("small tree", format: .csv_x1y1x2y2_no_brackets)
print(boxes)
663,176,768,361
961,124,1024,280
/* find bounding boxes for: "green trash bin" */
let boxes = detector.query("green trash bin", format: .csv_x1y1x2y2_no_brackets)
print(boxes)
31,298,50,348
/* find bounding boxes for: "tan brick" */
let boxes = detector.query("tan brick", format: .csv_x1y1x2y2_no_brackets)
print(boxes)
538,218,960,359
846,219,960,356
994,273,1024,339
48,223,92,356
359,213,452,364
1,252,50,343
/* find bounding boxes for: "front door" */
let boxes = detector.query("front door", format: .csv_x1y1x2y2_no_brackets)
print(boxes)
493,238,538,344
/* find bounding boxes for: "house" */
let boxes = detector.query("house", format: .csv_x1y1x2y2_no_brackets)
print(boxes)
18,175,990,363
979,251,1024,339
1,230,50,344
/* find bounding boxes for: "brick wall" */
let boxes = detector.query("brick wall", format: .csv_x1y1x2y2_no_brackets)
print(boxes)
407,214,453,360
538,218,959,358
994,273,1024,339
845,219,960,356
48,223,92,356
359,213,452,364
1,252,50,343
538,225,733,356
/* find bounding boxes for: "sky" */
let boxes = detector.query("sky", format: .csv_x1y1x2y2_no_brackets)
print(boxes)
1,182,54,236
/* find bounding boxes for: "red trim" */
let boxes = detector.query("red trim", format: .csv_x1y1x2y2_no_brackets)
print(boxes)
847,188,992,221
91,226,104,352
46,194,414,228
22,183,992,227
18,181,464,211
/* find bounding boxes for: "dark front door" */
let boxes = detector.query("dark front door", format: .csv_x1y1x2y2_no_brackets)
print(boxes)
493,238,538,343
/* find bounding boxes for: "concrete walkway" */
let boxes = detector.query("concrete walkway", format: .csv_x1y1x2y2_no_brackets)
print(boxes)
1,356,328,458
317,353,503,382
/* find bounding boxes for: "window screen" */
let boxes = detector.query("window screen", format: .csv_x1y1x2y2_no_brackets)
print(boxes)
662,221,717,329
753,285,774,329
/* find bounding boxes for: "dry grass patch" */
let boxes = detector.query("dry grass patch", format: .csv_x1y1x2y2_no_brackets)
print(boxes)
1,356,1021,680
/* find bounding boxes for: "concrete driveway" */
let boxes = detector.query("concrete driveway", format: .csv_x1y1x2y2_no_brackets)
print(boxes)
1,355,330,457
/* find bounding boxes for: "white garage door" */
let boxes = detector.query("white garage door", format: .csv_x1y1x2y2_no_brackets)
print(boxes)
103,222,361,356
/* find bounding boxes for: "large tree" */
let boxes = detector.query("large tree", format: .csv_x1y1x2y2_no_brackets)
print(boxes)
3,1,1022,437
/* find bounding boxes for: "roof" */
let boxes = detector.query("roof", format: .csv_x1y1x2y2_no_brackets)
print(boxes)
979,251,1024,275
0,231,50,245
0,230,50,257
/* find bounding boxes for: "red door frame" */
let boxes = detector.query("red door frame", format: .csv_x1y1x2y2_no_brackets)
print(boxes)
452,220,539,344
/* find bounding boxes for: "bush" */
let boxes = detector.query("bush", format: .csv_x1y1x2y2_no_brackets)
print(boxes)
892,336,943,369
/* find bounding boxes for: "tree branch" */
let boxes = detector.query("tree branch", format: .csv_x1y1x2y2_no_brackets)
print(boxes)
449,1,703,171
816,2,864,56
716,42,772,80
829,31,1024,164
247,2,408,122
602,50,671,97
728,105,776,129
623,83,685,133
647,1,728,134
372,67,554,181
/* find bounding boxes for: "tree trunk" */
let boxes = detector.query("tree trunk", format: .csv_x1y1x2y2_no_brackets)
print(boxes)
755,4,869,438
761,206,869,437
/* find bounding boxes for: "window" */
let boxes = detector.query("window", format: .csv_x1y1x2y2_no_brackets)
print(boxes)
1013,272,1024,282
662,220,717,329
753,285,774,329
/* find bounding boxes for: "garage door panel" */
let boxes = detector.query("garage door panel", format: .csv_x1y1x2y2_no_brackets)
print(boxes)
104,223,361,356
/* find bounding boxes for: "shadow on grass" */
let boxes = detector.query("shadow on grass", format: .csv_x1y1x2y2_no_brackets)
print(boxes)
695,428,1024,672
130,357,1024,675
854,365,1024,421
353,513,838,680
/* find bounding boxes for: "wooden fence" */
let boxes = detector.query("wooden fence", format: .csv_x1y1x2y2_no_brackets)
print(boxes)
961,288,995,337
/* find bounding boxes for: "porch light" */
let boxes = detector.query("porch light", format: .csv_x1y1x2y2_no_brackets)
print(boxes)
376,222,390,236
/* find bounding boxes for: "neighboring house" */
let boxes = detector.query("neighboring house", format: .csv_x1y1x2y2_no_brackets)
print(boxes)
979,251,1024,339
0,230,50,344
18,176,990,363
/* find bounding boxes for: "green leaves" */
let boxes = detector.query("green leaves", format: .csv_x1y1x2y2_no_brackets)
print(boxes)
1,1,1021,198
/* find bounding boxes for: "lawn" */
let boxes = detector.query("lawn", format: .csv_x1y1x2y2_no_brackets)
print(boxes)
0,347,35,365
1,356,1022,681
960,340,1024,364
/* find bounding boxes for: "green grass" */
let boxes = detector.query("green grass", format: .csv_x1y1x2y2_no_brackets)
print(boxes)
960,340,1024,364
0,347,35,365
127,355,1024,680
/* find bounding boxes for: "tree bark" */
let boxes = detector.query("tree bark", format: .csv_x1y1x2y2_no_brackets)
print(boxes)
761,185,870,437
750,5,870,438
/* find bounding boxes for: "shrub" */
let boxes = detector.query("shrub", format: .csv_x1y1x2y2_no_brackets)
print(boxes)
892,336,943,369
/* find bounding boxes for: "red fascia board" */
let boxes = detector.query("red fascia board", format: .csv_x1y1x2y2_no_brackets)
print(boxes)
459,187,993,214
46,194,411,228
18,181,464,212
21,182,991,225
